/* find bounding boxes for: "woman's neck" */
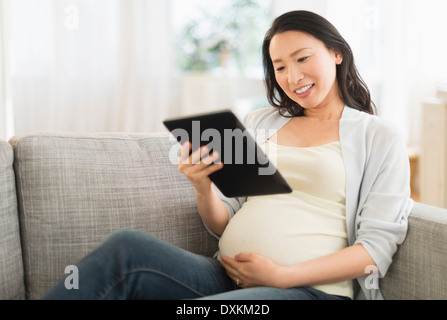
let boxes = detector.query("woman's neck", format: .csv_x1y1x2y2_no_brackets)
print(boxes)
303,103,345,121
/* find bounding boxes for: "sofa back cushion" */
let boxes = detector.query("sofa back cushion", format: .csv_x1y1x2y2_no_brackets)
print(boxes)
0,140,25,299
9,133,218,299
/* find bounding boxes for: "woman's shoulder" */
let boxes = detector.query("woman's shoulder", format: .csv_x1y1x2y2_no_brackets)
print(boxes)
243,107,289,131
243,107,279,127
343,107,402,140
342,107,408,164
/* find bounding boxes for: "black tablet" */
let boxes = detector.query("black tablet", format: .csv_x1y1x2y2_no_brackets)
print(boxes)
163,110,292,198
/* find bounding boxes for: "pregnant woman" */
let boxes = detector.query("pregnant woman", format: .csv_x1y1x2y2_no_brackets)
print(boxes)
43,10,413,301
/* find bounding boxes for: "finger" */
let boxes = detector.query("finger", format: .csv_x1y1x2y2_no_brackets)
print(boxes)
179,143,201,165
201,151,220,165
188,146,220,166
178,141,192,163
181,151,220,173
196,162,223,178
181,162,223,185
188,145,208,164
221,258,246,287
221,256,239,273
234,252,252,262
221,261,238,281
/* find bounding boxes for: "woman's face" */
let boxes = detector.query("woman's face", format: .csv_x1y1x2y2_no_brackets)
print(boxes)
269,31,343,113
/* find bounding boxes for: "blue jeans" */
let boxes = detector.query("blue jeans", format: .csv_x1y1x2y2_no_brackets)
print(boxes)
42,229,350,300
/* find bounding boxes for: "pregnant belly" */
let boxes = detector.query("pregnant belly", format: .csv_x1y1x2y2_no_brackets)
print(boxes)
218,194,348,266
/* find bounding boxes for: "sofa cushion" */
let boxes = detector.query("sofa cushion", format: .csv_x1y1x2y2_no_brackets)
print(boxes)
380,202,447,299
9,133,218,299
0,140,25,299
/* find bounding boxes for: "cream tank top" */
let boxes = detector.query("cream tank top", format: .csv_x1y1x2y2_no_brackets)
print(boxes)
218,139,353,299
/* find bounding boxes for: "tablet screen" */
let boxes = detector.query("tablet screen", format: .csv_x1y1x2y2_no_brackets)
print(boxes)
163,110,292,197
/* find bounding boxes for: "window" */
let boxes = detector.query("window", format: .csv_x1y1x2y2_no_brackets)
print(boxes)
172,0,271,78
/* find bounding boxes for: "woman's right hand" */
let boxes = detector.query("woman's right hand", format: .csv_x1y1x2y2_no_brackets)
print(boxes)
178,141,224,196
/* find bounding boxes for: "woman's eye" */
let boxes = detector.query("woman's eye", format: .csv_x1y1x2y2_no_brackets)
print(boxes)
298,56,309,63
275,66,285,72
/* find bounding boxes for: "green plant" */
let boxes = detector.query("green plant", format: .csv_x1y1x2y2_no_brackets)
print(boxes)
175,0,270,75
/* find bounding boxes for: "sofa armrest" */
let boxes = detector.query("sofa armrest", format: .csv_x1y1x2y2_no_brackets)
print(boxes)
380,202,447,299
0,140,25,300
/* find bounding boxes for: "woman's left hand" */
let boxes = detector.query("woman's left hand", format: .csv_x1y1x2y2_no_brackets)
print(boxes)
220,252,285,289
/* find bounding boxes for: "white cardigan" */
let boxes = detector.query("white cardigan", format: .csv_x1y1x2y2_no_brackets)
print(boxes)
210,106,414,300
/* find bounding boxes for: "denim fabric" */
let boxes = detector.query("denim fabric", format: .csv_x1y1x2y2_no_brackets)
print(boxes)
42,229,349,300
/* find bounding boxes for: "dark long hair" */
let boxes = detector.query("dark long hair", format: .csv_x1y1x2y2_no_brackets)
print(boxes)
262,10,376,116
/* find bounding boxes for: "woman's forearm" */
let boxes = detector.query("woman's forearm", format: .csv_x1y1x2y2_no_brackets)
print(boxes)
196,187,229,237
177,142,229,236
276,243,376,289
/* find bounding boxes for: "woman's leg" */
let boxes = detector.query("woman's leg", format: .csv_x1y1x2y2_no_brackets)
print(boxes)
197,286,351,300
42,229,236,300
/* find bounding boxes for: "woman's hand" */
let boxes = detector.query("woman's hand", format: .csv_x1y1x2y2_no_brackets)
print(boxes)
178,141,223,196
178,141,228,236
221,253,286,289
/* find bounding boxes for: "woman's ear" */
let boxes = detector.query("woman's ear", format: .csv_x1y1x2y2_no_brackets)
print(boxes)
334,50,343,65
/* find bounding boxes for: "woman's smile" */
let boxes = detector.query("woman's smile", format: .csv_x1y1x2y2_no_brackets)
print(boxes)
294,84,315,98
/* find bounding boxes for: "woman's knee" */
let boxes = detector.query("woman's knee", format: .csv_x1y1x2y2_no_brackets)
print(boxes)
106,228,147,244
98,228,157,254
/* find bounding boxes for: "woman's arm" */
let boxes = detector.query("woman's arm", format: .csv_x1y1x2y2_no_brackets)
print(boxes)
178,141,229,236
221,243,375,289
277,243,375,288
195,187,229,237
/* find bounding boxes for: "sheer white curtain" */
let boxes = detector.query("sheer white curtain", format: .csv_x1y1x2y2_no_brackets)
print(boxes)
0,0,172,141
272,0,447,147
0,0,13,140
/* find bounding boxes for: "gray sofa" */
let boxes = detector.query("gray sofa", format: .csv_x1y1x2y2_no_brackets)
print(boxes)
1,132,446,300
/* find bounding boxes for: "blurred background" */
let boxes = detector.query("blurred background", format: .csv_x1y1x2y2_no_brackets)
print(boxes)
1,0,446,207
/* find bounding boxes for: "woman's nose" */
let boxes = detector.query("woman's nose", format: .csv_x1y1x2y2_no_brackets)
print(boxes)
288,67,304,85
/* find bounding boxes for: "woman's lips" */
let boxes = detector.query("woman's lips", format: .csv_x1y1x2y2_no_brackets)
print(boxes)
294,84,314,98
